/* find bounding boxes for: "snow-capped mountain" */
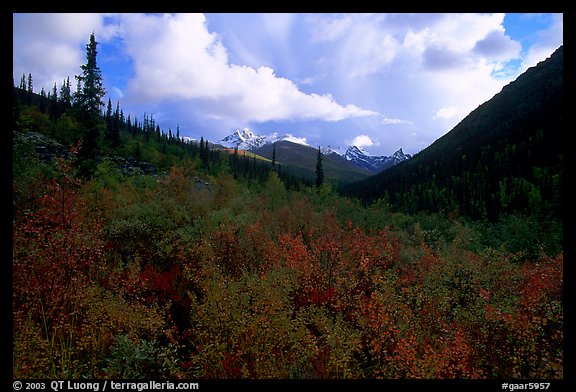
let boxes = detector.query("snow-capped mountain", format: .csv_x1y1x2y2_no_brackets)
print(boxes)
321,146,347,156
182,136,197,144
218,128,410,174
219,128,309,150
327,145,411,173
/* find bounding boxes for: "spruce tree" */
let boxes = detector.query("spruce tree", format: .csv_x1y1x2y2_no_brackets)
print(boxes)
74,32,106,175
315,146,324,188
105,98,113,143
19,74,26,91
27,73,33,105
112,101,121,147
49,82,58,118
59,77,72,110
75,33,105,116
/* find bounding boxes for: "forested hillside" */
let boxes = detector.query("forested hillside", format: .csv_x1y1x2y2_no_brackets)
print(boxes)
252,140,370,185
12,33,563,381
342,46,563,222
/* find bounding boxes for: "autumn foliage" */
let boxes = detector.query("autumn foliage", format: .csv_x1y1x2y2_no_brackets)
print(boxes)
13,151,563,379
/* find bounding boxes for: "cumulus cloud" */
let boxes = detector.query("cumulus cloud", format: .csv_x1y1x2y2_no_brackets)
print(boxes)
119,13,378,123
473,30,522,60
423,46,470,70
303,14,527,135
350,134,377,148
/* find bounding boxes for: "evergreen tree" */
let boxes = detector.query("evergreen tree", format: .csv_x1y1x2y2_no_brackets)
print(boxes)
272,143,277,171
59,77,72,110
315,146,324,188
112,101,121,147
27,73,33,92
127,114,134,136
49,82,58,118
27,73,33,105
39,87,46,113
73,32,106,175
199,137,209,168
52,82,58,102
105,98,113,143
74,33,106,116
19,73,26,91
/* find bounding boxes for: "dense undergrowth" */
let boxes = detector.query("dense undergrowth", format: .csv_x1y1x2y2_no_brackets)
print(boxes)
12,139,563,379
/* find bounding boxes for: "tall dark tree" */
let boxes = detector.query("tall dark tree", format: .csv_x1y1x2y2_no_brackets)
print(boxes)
272,143,277,171
39,87,46,113
19,74,26,91
74,32,106,175
112,101,121,147
59,77,72,110
27,73,33,105
315,146,324,188
74,33,106,116
48,82,58,118
105,98,113,143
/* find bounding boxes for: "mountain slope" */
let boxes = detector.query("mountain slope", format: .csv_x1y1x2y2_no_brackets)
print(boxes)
341,45,563,221
252,140,371,184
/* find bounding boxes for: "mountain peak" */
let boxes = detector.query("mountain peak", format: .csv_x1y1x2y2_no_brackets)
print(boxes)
219,128,309,150
346,145,371,157
392,148,410,161
343,145,410,173
237,128,255,140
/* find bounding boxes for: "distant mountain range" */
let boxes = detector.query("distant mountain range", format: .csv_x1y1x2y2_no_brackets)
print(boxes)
217,128,410,175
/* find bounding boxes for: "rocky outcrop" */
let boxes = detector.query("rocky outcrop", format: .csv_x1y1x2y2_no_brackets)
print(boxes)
13,131,157,176
13,131,72,162
105,156,157,176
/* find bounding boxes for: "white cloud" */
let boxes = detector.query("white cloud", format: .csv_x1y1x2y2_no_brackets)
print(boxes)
350,134,377,148
307,14,354,43
382,117,412,125
119,13,378,123
308,14,400,77
434,106,459,120
303,14,525,135
473,30,522,60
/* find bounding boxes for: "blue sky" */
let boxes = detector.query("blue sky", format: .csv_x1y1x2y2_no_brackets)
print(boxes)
13,13,563,156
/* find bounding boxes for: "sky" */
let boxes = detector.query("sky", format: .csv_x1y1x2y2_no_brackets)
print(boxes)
12,13,563,156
